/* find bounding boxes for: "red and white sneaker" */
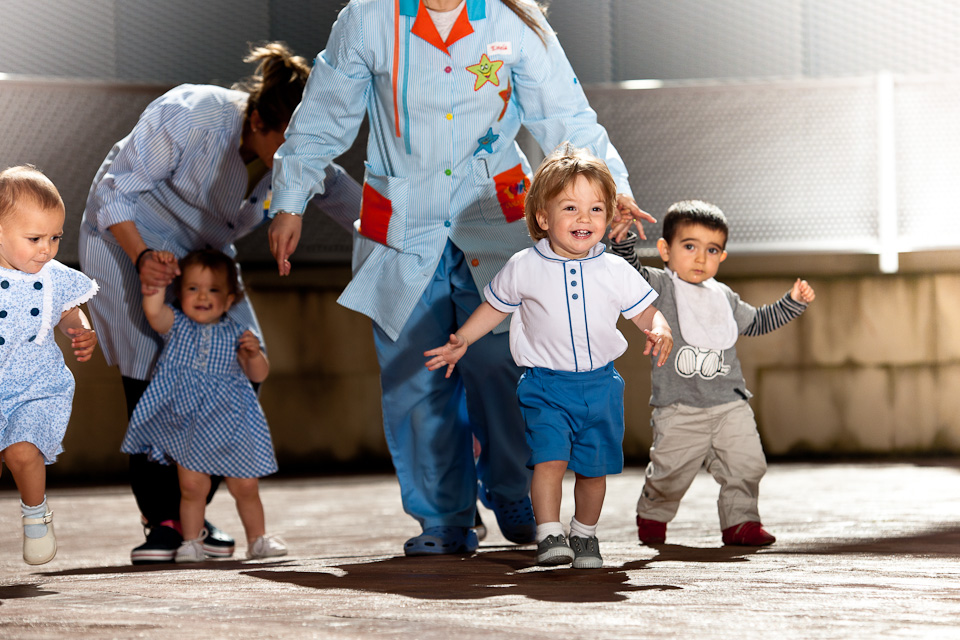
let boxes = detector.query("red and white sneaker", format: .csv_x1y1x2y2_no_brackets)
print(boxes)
722,521,776,546
636,516,667,545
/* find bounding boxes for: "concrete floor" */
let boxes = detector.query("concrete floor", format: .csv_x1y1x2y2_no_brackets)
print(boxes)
1,461,959,639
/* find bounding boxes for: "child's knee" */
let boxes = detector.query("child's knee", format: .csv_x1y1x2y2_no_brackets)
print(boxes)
2,442,42,470
178,473,211,500
226,477,259,500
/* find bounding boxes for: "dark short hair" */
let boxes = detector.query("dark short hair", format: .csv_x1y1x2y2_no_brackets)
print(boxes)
662,200,729,248
174,249,243,302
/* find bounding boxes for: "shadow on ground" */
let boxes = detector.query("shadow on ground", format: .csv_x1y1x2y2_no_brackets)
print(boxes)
242,545,765,603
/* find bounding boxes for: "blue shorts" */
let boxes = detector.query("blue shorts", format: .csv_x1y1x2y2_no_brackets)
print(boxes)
517,363,625,477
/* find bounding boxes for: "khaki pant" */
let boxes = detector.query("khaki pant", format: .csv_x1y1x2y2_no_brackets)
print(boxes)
637,400,767,530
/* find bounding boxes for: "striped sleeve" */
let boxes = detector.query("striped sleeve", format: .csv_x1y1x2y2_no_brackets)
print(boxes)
610,231,641,270
741,293,808,337
271,2,371,216
93,100,183,229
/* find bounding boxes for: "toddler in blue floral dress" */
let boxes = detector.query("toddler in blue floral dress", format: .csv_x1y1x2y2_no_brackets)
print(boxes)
120,249,286,562
0,166,99,565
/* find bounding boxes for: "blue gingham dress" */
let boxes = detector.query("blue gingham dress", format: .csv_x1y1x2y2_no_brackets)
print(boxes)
0,260,98,463
121,309,277,478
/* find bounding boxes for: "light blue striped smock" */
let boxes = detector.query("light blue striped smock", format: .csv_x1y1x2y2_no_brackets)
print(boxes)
270,0,635,340
78,84,361,379
121,309,277,478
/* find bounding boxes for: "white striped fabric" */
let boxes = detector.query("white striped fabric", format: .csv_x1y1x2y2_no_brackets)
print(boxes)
271,0,635,340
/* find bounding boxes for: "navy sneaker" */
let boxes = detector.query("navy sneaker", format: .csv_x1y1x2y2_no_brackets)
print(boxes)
131,524,182,564
202,520,235,558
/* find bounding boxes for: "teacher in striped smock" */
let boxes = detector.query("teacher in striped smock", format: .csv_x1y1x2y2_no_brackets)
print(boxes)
78,42,362,565
267,0,654,555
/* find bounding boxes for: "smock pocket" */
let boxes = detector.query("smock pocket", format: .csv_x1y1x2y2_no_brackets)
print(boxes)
472,157,530,225
358,166,408,251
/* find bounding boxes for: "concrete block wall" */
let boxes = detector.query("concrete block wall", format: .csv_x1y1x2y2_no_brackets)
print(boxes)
54,263,960,480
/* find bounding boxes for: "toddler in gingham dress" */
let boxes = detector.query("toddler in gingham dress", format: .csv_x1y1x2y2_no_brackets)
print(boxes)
121,249,286,562
0,165,99,565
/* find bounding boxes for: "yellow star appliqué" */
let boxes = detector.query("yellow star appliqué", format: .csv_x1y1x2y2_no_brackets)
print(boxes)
466,54,504,91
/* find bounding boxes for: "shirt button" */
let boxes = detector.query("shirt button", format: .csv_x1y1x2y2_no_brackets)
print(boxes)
0,310,6,318
444,220,451,227
572,293,579,300
444,66,452,73
569,268,576,274
445,113,453,120
444,169,452,176
471,259,479,267
0,281,7,289
0,337,4,345
34,282,42,290
28,335,36,342
570,281,577,287
30,308,39,316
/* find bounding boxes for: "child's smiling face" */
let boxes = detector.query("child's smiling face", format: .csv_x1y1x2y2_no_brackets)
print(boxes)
0,202,64,273
657,222,728,284
535,174,609,260
179,264,235,324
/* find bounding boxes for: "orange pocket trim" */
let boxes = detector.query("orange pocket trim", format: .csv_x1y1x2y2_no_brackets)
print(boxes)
494,164,530,223
359,182,393,245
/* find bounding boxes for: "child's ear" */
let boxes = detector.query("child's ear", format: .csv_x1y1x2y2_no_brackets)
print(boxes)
656,237,670,262
719,250,728,263
225,293,236,311
535,209,549,232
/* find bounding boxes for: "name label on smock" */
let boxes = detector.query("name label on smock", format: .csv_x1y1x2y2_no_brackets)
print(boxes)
488,42,512,56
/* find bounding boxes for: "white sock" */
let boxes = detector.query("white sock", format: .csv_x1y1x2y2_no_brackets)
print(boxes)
21,497,49,539
536,521,565,543
569,517,597,539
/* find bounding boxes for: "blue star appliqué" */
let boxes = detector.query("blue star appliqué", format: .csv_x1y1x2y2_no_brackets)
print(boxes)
473,128,499,155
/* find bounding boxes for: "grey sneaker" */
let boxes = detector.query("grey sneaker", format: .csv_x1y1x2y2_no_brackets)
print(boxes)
569,535,603,569
536,534,575,566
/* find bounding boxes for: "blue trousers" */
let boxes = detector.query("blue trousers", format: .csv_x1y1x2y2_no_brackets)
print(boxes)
373,241,532,529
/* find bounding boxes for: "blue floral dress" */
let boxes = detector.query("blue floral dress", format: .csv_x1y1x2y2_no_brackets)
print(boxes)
121,309,277,478
0,260,98,463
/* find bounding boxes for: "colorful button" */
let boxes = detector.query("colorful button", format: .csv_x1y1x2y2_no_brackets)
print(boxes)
445,113,453,120
444,169,452,176
444,66,452,73
471,259,479,267
444,220,451,227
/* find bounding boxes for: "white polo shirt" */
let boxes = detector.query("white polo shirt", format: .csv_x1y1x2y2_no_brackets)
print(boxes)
485,238,658,372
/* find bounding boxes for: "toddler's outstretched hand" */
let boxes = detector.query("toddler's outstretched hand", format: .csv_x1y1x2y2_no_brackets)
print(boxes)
67,327,98,362
424,333,468,379
790,278,816,304
643,328,674,368
237,330,262,359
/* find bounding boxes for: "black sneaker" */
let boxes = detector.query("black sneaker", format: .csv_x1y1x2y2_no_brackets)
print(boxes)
131,524,182,565
202,520,235,558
